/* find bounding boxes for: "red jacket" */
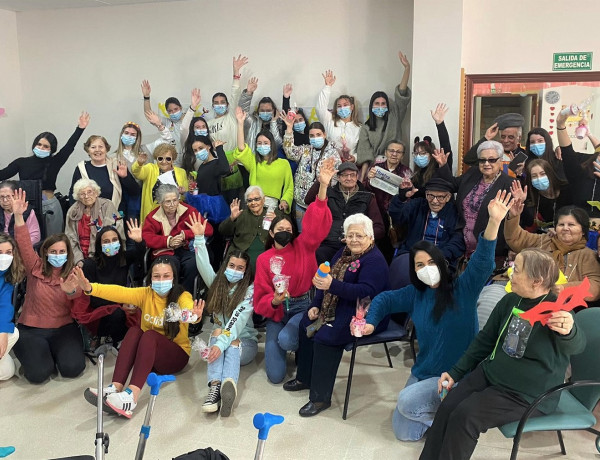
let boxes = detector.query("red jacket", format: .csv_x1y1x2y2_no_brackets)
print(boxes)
142,202,213,256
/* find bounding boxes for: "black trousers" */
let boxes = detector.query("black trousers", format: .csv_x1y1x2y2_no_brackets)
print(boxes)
97,308,128,344
13,322,85,384
295,326,344,403
420,365,536,460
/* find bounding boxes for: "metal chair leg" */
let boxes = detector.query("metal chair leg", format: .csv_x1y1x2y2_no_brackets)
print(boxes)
383,343,393,368
510,433,522,460
556,430,567,455
342,344,358,420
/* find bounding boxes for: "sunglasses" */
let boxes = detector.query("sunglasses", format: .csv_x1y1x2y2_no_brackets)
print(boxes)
157,157,173,162
246,197,262,203
478,157,500,164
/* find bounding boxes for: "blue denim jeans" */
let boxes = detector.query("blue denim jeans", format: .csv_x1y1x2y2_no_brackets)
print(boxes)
264,295,311,384
206,336,258,385
392,374,441,441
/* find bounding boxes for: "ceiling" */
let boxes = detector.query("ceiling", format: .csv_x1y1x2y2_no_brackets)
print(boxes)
0,0,186,12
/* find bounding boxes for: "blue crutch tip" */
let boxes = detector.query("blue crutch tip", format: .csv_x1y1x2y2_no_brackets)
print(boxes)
146,372,176,395
253,412,284,440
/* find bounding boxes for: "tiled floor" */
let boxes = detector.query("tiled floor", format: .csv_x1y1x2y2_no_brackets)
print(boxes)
1,332,599,460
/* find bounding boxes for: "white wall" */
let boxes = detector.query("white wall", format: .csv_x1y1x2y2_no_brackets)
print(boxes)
0,9,24,163
6,0,413,193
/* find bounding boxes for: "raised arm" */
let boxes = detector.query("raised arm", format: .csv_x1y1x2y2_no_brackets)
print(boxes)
432,103,453,168
12,189,40,271
187,213,217,288
51,112,90,167
397,51,411,92
230,54,248,108
556,109,571,147
141,79,152,114
235,106,247,152
316,70,336,127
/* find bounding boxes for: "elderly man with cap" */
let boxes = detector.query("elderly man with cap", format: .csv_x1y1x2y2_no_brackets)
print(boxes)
304,162,385,263
464,113,528,178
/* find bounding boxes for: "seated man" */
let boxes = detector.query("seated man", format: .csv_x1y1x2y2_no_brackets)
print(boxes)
0,180,41,245
304,162,384,264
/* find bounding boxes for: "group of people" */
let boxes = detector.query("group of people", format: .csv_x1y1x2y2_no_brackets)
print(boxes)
0,50,599,460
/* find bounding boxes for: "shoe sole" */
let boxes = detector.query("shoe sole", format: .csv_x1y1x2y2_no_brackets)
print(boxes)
220,380,237,417
84,388,110,412
103,398,134,419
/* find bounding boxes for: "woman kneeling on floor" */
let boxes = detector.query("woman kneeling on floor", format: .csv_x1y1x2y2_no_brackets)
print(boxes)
188,213,257,417
77,258,203,418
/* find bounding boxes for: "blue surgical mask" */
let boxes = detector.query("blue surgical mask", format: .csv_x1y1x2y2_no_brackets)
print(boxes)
213,104,227,115
337,106,352,119
224,268,244,283
194,129,208,137
259,112,273,122
48,253,68,268
414,154,430,168
532,176,550,191
256,145,271,156
196,149,209,162
121,134,136,146
33,147,50,158
169,111,182,121
101,241,121,257
152,279,173,296
310,137,325,149
293,122,306,133
372,107,388,118
530,143,546,157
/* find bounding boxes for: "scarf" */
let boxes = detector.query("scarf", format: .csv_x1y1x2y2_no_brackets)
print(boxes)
550,236,587,268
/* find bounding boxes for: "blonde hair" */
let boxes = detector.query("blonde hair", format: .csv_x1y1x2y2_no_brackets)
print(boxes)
153,143,178,163
0,234,25,284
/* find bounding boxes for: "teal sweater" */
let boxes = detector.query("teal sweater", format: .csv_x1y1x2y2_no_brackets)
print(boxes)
449,292,586,413
367,235,496,380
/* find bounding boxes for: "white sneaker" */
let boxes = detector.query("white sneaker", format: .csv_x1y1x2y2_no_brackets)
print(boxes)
84,384,118,407
105,388,137,418
202,383,221,413
220,378,237,417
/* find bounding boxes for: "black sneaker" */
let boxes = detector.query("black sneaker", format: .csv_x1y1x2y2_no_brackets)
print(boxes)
202,382,221,413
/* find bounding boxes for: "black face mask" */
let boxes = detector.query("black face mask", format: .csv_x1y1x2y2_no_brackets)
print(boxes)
274,231,293,247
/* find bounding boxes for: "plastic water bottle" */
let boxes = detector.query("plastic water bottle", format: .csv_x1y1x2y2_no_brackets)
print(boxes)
262,205,275,230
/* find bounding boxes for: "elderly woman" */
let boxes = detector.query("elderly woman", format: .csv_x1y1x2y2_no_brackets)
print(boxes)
219,186,281,270
65,178,125,266
142,184,212,294
421,249,586,460
283,212,389,416
0,180,41,245
363,191,511,439
504,203,600,300
131,143,188,223
436,140,515,266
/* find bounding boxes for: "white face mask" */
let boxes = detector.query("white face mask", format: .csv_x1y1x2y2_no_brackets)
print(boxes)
0,254,14,272
416,265,441,287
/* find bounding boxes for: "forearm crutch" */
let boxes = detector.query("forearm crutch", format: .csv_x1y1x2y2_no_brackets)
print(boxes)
253,412,284,460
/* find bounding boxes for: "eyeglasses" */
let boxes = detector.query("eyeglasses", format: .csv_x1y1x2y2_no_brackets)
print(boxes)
79,191,96,198
0,195,13,202
386,149,404,155
246,197,262,203
412,150,427,156
163,200,178,206
426,193,449,202
478,157,500,164
346,233,367,241
339,172,357,178
157,157,173,162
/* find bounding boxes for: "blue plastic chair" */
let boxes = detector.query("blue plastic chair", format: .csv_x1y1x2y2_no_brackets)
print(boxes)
498,308,600,459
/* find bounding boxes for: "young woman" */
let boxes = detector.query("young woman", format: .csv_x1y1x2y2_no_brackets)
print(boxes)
282,83,310,147
233,107,293,213
253,159,334,384
0,111,89,235
11,189,86,384
525,127,566,181
363,191,513,441
114,121,145,224
0,234,26,381
79,258,204,418
188,214,257,417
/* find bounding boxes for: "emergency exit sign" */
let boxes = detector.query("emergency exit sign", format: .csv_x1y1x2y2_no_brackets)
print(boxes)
553,52,593,71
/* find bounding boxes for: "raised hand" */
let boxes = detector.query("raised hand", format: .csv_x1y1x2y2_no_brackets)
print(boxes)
73,266,92,292
185,212,208,236
229,198,242,220
556,108,569,127
115,160,128,178
141,79,151,98
431,103,448,125
144,109,161,128
485,122,499,141
318,157,337,186
322,69,336,87
190,88,201,110
11,188,27,216
78,111,91,129
280,110,294,130
213,139,226,149
510,180,527,203
126,218,142,243
235,106,247,124
487,190,514,222
432,148,449,167
60,271,79,294
233,54,248,75
283,83,293,98
192,298,205,320
398,51,410,68
246,77,258,94
137,151,148,165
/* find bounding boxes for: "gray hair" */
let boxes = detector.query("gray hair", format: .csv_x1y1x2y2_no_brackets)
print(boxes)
343,213,374,239
156,184,180,204
73,178,101,200
476,140,503,159
244,185,265,201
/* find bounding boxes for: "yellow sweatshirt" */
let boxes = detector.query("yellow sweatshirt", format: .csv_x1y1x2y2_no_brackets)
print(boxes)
89,283,193,355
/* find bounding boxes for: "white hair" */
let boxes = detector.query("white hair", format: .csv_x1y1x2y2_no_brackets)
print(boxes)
343,213,374,239
73,178,101,200
156,184,179,204
244,185,264,200
477,140,503,158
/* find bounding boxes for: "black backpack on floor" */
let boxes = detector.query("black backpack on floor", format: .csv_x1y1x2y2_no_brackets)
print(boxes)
173,447,230,460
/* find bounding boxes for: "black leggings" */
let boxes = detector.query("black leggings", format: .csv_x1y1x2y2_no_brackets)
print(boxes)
13,322,86,384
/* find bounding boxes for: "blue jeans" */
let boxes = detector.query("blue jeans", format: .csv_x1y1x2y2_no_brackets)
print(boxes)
206,336,258,385
392,374,441,441
264,296,311,384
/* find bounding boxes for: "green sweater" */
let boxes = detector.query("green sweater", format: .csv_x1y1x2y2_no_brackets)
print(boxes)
449,292,586,413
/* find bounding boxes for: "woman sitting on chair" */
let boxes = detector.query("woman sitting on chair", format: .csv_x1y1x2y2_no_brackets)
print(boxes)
420,249,586,460
363,191,513,441
283,213,389,417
